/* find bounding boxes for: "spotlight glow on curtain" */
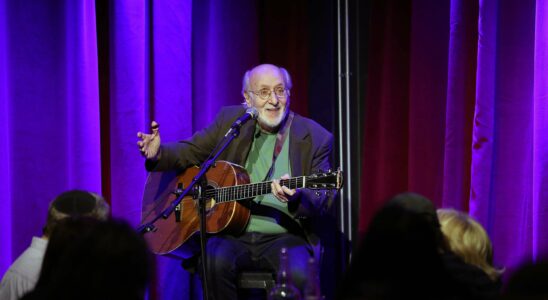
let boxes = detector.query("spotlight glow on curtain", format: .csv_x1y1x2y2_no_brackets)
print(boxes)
532,0,548,259
360,0,548,273
0,0,13,273
0,0,102,274
471,0,547,270
1,0,260,298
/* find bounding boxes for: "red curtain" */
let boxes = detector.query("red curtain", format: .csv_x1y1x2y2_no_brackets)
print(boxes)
359,0,548,274
360,0,479,233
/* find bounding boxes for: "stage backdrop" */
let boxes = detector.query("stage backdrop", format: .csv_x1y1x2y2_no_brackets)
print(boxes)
0,0,323,299
2,0,548,298
359,0,548,275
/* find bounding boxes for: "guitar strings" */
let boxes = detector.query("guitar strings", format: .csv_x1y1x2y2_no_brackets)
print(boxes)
204,177,305,203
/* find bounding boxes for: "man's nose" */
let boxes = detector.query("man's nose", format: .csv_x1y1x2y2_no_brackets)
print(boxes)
268,93,279,105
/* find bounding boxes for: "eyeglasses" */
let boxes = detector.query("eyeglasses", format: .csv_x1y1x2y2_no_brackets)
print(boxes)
248,86,290,100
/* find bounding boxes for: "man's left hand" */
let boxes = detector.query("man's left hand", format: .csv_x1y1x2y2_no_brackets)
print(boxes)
271,174,300,203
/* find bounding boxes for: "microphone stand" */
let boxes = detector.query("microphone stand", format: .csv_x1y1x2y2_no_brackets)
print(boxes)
138,124,248,300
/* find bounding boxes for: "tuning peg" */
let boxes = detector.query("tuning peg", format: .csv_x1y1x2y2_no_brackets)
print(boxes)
172,188,183,196
172,182,184,196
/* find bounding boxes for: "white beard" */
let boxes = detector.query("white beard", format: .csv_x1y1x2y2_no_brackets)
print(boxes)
257,106,287,131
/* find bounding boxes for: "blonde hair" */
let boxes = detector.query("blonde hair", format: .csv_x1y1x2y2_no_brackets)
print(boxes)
437,209,503,281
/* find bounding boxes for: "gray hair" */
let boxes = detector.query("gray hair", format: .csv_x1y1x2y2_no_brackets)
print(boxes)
241,65,293,97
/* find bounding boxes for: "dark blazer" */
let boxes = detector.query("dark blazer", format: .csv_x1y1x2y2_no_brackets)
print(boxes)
146,105,335,246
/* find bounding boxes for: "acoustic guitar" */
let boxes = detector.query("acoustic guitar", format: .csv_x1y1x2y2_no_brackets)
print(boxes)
140,160,343,258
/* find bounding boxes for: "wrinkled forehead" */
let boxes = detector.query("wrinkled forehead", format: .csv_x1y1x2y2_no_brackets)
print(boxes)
249,67,285,89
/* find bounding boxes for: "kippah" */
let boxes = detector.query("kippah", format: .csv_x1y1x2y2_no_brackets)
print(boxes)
52,190,97,216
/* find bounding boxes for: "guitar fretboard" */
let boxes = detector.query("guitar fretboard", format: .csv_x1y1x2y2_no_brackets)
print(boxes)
204,177,305,203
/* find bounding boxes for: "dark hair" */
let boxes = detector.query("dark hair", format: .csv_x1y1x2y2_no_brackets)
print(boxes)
28,218,152,300
504,258,548,298
36,217,98,289
42,190,109,237
339,192,451,299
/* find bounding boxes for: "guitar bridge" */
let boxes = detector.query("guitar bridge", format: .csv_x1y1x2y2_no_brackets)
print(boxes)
174,182,184,222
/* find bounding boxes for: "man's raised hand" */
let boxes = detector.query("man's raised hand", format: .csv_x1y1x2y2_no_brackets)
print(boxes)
137,121,161,160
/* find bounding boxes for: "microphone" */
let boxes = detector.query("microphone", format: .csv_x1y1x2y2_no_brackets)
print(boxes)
230,107,258,129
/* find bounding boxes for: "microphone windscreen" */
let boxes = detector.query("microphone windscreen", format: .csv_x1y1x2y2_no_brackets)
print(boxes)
246,107,259,120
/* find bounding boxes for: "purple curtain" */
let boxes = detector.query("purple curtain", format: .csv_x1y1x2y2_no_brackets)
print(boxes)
0,0,102,273
471,0,548,271
191,0,259,129
106,0,258,298
3,0,548,297
442,0,478,211
533,0,548,259
359,0,548,275
106,1,195,298
0,0,12,272
0,0,258,298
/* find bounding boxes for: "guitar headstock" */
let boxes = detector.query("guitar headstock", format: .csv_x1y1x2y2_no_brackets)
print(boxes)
304,168,344,190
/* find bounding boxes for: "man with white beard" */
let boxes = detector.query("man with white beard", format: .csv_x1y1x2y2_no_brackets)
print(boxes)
138,64,334,299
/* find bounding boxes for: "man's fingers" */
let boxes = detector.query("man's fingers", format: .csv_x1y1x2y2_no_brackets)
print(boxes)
137,121,159,140
281,186,295,196
271,181,278,194
271,180,289,203
151,121,159,135
137,122,161,159
271,181,281,198
272,180,283,193
138,132,152,142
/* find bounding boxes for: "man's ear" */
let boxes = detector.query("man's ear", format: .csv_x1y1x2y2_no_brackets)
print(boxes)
243,92,251,107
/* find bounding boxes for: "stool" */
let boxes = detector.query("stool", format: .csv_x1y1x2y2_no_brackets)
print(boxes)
237,271,276,300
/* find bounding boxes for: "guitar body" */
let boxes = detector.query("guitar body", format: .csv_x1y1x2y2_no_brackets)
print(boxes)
140,161,251,258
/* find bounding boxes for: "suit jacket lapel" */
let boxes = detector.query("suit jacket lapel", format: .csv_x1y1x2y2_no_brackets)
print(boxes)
231,120,256,166
289,115,310,176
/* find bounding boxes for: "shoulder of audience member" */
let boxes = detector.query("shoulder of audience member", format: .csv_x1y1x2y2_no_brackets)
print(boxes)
442,251,501,299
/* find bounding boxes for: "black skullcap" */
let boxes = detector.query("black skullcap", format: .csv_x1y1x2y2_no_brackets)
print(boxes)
52,190,97,216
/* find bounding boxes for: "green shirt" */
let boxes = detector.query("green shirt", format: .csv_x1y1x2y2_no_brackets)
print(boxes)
244,125,292,233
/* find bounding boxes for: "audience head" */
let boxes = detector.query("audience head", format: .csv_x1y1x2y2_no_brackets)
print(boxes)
35,217,98,290
384,192,444,246
362,192,445,269
437,208,503,281
42,189,109,238
340,192,449,299
504,258,548,299
29,218,152,300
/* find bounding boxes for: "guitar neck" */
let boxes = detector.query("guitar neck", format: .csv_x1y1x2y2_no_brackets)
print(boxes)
205,177,305,203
